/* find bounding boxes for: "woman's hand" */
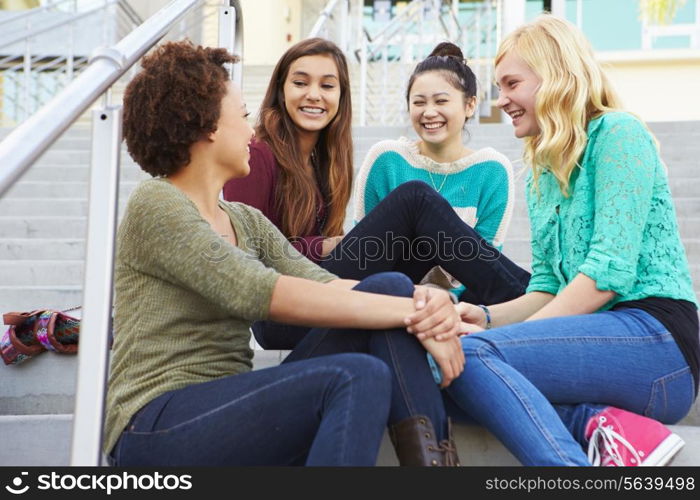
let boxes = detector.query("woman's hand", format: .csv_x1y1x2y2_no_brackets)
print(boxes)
420,335,465,388
405,286,460,341
455,302,488,330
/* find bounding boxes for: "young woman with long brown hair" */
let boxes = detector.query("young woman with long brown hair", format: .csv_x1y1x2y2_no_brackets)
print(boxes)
224,37,351,260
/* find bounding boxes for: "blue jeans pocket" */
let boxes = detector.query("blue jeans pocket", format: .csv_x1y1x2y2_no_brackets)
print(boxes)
644,367,694,424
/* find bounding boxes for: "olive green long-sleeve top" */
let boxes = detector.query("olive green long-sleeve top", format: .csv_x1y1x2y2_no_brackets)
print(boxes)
104,178,336,454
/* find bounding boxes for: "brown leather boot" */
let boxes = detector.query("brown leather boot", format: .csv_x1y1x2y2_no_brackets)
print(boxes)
389,415,461,466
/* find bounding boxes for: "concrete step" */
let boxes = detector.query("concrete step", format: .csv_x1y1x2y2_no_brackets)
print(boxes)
0,239,85,260
0,260,85,286
20,165,147,183
0,198,130,217
0,286,82,312
377,423,700,466
1,411,698,466
0,350,286,417
2,181,138,199
0,199,90,217
0,415,74,466
0,217,87,239
0,355,77,415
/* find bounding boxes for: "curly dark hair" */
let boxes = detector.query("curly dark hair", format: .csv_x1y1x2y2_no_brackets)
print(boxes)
123,40,239,177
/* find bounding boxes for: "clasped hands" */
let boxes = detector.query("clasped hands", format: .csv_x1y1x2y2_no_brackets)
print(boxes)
403,286,486,388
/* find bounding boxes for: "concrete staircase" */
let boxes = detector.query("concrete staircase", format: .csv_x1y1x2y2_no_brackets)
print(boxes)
0,121,698,466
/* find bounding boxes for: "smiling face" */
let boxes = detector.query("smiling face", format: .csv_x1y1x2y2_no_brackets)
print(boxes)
408,71,476,148
211,82,255,178
283,54,341,138
495,51,541,138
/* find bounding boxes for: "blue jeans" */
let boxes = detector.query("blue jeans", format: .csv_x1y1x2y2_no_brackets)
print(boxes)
445,309,695,466
252,181,531,349
109,353,391,466
283,272,450,440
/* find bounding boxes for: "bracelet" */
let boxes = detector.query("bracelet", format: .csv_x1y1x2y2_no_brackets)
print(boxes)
477,304,492,330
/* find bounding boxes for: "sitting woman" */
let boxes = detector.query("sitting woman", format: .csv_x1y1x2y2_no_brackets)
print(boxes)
420,15,699,466
354,42,515,301
224,38,529,350
104,40,465,467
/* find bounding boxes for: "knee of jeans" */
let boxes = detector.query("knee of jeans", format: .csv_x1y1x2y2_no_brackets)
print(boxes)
333,353,392,394
391,180,433,199
354,272,414,297
460,334,498,359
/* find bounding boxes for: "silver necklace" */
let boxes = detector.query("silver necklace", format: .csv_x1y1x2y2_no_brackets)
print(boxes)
427,170,449,193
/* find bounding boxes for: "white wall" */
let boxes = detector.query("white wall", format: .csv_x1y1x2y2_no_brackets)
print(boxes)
600,49,700,122
239,0,302,65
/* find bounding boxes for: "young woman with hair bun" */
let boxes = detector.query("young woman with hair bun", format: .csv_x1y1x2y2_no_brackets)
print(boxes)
354,42,519,302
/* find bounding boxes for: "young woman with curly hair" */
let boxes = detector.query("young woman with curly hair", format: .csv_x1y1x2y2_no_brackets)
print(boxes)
414,15,698,466
104,40,466,467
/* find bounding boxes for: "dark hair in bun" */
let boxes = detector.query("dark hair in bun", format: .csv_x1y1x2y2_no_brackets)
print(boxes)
406,41,478,113
429,41,465,59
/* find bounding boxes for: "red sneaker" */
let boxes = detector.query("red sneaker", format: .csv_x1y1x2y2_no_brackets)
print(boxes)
585,407,684,466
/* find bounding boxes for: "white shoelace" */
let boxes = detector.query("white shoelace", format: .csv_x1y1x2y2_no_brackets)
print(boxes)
587,421,643,466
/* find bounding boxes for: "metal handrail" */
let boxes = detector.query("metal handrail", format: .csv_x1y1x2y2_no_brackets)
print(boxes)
117,0,145,26
0,0,242,197
308,0,342,38
0,2,118,50
0,0,84,27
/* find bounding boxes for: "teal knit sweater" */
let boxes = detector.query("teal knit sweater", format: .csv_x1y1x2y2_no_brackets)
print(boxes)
526,112,697,308
353,137,514,249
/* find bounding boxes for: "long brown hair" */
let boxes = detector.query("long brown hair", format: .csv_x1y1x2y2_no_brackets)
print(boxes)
257,37,353,238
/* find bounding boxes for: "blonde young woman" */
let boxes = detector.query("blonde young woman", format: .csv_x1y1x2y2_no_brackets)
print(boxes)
412,16,698,466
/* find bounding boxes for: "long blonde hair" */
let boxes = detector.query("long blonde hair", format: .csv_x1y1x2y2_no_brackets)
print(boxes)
495,15,622,195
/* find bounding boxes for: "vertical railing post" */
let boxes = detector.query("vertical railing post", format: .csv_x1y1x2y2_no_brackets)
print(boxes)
359,28,367,126
340,0,349,53
70,105,122,466
381,44,388,125
68,20,75,82
219,2,242,88
22,18,31,121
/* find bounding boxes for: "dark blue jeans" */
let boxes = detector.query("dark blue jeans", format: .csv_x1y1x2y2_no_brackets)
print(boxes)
252,181,530,349
283,272,449,441
108,353,391,466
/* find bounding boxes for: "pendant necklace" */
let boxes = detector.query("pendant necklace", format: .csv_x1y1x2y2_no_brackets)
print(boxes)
427,170,449,193
419,142,449,193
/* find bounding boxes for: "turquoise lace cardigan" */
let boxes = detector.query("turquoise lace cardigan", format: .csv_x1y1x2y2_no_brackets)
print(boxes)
525,111,698,310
